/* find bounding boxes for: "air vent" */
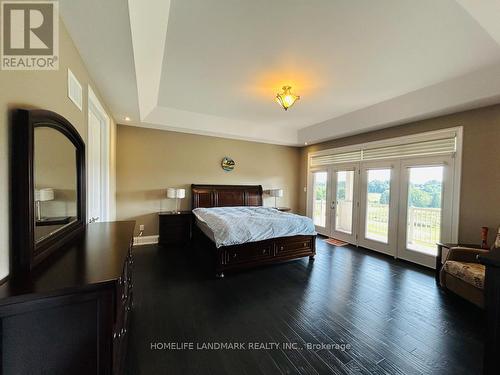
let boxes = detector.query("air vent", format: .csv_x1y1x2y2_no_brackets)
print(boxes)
67,68,83,110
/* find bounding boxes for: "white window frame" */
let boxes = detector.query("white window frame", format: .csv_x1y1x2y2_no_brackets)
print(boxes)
307,127,463,243
87,85,111,222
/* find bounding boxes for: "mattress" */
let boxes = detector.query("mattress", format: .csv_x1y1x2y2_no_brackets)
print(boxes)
195,215,216,243
192,206,316,248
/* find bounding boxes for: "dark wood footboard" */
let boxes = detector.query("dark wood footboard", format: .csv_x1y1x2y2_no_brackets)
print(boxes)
192,224,316,277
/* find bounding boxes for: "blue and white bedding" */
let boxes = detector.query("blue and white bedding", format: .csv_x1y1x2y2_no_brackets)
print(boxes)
192,206,316,248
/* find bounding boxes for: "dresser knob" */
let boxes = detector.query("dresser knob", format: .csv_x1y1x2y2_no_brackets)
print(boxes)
262,249,266,254
233,253,237,258
280,246,284,251
304,242,307,247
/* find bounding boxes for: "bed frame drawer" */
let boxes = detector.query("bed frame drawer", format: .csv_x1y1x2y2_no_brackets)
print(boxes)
202,233,316,277
276,237,314,256
225,242,274,264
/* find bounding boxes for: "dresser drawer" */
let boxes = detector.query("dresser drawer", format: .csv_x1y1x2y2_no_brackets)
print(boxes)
113,295,131,375
276,237,313,256
116,254,132,320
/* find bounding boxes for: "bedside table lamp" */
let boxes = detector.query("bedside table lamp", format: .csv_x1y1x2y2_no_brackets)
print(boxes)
167,188,185,214
268,188,283,208
34,188,54,221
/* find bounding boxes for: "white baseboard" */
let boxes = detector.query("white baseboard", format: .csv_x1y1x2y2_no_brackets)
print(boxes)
133,235,159,246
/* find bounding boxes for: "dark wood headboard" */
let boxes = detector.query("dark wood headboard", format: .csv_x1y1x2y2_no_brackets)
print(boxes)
191,184,263,208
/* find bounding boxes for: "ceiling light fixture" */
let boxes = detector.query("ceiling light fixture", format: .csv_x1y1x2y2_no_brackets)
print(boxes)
276,86,299,111
124,116,131,121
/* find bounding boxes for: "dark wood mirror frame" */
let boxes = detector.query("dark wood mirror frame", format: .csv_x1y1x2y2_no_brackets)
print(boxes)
11,109,86,274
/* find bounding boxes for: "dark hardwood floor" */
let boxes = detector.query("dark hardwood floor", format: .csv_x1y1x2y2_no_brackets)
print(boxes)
126,238,483,374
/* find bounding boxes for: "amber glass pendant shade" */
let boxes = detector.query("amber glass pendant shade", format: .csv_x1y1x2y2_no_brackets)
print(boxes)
276,86,299,111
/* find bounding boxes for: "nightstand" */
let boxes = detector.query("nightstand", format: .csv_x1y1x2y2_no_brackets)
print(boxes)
159,211,192,247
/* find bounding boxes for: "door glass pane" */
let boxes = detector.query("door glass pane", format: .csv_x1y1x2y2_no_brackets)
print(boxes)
406,166,443,255
312,171,327,227
335,171,354,234
365,169,391,243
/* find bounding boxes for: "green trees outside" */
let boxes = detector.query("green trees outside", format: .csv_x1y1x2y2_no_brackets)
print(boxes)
315,183,327,200
316,179,442,208
368,179,442,208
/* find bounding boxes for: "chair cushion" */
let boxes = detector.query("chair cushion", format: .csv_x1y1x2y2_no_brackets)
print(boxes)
494,226,500,249
444,261,485,289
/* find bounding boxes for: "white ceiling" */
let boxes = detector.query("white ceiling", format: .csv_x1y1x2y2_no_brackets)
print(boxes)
60,0,500,146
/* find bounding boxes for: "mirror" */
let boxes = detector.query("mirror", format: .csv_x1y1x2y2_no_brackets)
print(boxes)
33,127,78,242
11,109,86,274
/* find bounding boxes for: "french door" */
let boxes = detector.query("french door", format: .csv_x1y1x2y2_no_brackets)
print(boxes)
397,156,454,267
331,164,359,243
310,165,359,241
309,156,455,268
310,169,331,235
358,161,400,257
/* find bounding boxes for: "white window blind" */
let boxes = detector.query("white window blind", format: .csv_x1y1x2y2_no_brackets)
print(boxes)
362,137,456,161
310,134,456,167
310,150,362,167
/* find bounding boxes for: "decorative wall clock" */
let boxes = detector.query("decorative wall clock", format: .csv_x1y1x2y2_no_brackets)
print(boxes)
221,156,235,172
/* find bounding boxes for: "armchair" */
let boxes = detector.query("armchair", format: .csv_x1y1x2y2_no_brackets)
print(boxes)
440,246,490,308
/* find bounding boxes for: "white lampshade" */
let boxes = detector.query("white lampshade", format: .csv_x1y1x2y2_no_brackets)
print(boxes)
176,188,185,199
166,188,177,199
35,188,54,202
268,189,283,198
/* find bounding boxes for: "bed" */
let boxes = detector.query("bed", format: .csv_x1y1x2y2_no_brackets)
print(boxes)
191,184,316,277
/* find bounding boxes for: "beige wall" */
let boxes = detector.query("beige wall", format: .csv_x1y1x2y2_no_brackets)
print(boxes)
0,20,116,280
116,126,301,236
299,104,500,244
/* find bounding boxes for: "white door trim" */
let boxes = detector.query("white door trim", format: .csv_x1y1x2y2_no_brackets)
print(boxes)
87,85,111,222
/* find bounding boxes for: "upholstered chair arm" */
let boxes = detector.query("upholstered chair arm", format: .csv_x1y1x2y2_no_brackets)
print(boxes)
445,247,489,263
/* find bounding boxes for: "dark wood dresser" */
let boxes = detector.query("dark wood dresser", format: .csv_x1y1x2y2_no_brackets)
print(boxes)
0,221,135,375
159,211,192,247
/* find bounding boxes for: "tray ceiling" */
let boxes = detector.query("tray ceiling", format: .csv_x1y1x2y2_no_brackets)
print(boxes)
60,0,500,145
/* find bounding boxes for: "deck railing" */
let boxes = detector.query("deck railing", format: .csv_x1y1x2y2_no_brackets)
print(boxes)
314,200,441,251
406,206,441,251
